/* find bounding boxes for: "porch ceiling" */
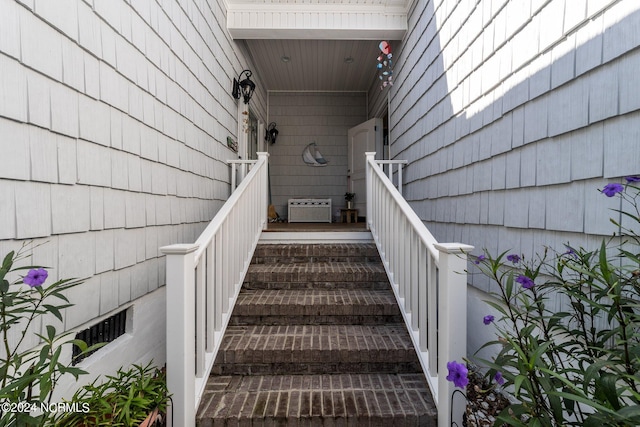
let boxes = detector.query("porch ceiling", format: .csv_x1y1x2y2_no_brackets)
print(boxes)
244,39,387,91
227,0,408,91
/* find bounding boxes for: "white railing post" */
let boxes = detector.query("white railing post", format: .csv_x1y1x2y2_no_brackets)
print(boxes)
231,162,237,191
365,152,376,230
228,158,261,191
434,243,473,427
160,243,199,427
257,152,269,230
374,159,408,196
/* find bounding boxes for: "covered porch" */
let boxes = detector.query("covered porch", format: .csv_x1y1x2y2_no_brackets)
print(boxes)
225,0,409,220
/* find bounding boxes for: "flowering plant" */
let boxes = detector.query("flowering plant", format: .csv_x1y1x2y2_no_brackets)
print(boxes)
470,178,640,426
0,243,99,426
468,177,640,427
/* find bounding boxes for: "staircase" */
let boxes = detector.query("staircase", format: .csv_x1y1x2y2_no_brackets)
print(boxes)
196,243,437,426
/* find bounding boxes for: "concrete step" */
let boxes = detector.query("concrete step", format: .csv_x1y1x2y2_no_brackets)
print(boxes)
243,262,389,290
212,324,420,375
197,373,437,427
229,288,403,325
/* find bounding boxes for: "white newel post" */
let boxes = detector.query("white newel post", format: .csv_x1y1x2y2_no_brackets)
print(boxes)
160,243,199,427
435,243,474,427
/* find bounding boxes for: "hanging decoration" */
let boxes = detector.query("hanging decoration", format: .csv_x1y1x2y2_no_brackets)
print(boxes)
301,142,328,167
377,41,393,90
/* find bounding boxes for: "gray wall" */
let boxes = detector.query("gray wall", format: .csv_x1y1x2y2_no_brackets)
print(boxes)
391,0,640,279
387,0,640,355
0,0,265,395
267,92,367,221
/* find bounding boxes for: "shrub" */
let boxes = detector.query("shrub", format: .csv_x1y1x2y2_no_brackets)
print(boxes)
53,362,169,427
469,178,640,426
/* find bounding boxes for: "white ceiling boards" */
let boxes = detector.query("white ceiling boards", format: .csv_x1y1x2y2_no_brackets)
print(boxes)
226,0,409,40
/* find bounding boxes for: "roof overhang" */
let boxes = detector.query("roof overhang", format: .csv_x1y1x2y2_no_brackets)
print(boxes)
226,0,409,40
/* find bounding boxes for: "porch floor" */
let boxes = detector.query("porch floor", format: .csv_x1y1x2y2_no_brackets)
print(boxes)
264,222,367,232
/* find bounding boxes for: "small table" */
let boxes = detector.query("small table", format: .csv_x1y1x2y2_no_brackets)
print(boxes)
340,209,358,223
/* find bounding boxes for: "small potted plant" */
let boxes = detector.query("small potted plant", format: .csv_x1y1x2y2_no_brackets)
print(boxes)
344,192,355,209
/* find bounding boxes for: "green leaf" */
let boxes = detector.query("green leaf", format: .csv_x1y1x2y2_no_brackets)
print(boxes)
42,304,63,322
1,251,14,271
513,374,526,395
562,386,575,416
528,341,552,370
595,374,621,410
70,339,88,353
46,325,56,342
598,241,613,285
39,345,50,365
0,279,9,293
505,272,514,300
3,293,14,307
615,405,640,422
583,414,605,427
549,391,618,416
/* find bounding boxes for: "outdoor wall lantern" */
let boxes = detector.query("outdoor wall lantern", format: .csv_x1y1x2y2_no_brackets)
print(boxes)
232,69,255,104
265,122,279,144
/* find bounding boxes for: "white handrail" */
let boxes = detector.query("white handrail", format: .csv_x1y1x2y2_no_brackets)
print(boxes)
160,152,269,427
365,152,472,427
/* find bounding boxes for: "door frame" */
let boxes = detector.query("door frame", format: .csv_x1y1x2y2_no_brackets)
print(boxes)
348,117,383,215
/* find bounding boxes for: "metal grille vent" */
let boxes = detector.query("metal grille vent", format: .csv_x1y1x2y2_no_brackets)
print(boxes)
72,309,127,365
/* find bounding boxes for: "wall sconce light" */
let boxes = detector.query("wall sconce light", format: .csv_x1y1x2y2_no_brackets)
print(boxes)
265,122,279,144
232,69,255,104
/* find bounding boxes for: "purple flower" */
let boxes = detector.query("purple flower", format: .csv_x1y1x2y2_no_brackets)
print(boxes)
563,246,578,259
516,274,535,289
625,176,640,183
601,183,624,197
483,315,495,325
446,361,469,388
494,371,505,385
24,268,48,287
506,254,521,264
473,255,486,265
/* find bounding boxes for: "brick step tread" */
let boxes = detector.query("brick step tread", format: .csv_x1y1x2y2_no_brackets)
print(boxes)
197,374,437,427
245,262,388,286
228,314,405,326
233,289,401,317
253,256,382,264
252,243,380,260
215,325,417,367
210,361,423,376
242,281,392,290
247,262,386,274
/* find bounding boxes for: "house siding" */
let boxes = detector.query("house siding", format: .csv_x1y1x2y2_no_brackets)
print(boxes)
389,0,640,355
267,91,367,221
0,0,264,395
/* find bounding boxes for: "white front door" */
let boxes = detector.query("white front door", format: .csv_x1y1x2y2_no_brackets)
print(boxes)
347,118,383,215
